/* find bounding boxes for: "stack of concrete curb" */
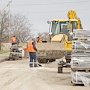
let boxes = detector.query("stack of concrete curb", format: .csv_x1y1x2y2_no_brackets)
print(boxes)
71,30,90,86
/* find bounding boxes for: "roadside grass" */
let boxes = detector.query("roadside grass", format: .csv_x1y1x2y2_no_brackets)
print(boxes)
0,50,10,56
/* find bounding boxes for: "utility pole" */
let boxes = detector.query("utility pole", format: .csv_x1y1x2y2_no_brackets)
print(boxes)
7,0,12,41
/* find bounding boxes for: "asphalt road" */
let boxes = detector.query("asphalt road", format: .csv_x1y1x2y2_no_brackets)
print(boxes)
0,59,89,90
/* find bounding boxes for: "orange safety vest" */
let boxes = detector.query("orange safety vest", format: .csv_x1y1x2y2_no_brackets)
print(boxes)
11,37,16,43
27,41,36,52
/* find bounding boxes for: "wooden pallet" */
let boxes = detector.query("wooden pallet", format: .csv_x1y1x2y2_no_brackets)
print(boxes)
71,68,90,72
71,71,90,86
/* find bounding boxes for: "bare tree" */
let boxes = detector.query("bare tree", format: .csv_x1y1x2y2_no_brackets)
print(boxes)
0,11,33,50
0,10,10,50
10,14,33,42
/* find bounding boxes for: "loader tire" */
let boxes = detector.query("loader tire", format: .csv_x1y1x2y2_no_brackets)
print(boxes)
49,59,56,62
38,58,48,63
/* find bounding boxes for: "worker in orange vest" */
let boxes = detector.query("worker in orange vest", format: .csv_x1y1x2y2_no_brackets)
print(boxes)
11,36,17,45
26,38,38,67
11,36,19,45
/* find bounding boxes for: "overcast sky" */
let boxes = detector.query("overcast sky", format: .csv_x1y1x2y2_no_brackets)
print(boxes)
0,0,90,36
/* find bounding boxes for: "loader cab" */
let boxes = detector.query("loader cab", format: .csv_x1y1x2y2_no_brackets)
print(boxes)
51,20,69,35
49,19,78,36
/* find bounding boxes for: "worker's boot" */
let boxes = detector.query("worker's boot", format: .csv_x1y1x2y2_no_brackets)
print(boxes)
29,63,33,67
34,64,38,67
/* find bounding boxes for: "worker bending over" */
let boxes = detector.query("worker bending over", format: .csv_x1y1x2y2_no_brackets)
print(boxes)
37,35,42,43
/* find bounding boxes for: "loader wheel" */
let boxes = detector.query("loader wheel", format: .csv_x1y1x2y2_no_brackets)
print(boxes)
49,59,56,62
66,59,71,63
38,58,48,63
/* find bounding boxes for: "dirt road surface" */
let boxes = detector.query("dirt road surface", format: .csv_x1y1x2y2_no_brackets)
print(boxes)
0,59,89,90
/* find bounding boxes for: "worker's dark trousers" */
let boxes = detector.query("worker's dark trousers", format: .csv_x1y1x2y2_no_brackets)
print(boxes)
29,52,37,67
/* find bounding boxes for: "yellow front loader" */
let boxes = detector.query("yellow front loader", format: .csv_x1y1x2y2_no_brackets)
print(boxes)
37,10,82,63
50,10,83,63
